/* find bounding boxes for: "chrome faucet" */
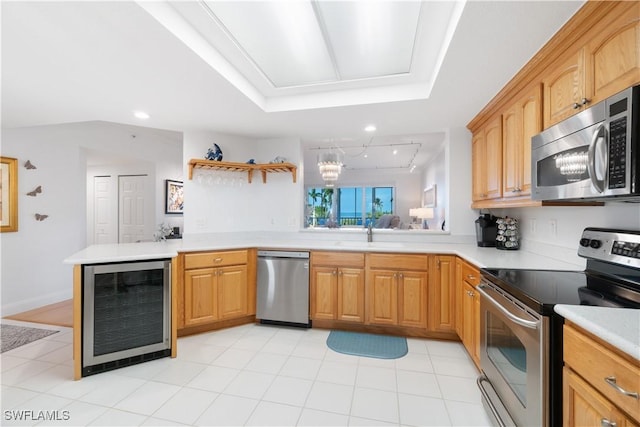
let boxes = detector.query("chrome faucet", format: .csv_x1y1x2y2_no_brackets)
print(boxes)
367,221,373,243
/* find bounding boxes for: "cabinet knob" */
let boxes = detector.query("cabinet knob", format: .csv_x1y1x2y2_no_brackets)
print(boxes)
601,419,617,427
214,257,223,263
573,102,581,110
332,270,337,276
399,273,404,278
338,270,343,276
581,97,591,106
467,274,476,280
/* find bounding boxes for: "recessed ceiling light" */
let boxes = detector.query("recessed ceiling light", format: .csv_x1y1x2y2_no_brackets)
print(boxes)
134,111,150,120
393,149,398,155
364,125,376,132
364,154,368,158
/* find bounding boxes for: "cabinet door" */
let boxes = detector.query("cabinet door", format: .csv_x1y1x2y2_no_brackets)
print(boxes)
218,265,248,320
484,116,503,200
563,367,622,427
184,268,218,327
461,281,480,367
586,3,640,105
472,132,486,202
503,85,541,198
337,267,365,323
429,255,455,332
543,48,586,127
367,269,398,326
454,258,463,338
310,266,337,320
398,270,428,328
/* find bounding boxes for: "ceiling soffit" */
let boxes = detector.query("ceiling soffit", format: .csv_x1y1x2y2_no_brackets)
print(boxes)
137,0,466,112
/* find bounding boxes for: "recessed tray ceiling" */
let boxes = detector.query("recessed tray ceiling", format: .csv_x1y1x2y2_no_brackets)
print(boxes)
137,0,466,112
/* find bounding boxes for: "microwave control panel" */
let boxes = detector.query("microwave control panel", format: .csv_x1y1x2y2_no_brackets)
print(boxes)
608,116,627,189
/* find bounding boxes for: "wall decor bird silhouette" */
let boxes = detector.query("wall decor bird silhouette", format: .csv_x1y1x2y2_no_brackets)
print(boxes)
35,213,49,221
24,160,37,169
27,186,42,197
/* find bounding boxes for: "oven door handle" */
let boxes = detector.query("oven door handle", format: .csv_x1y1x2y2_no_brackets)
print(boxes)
477,284,539,330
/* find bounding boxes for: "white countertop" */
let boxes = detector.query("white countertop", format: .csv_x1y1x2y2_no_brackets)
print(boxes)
554,305,640,362
64,232,583,271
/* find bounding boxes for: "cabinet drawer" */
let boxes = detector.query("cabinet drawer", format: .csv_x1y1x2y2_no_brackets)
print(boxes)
461,261,480,286
367,253,429,271
184,250,248,269
311,251,365,268
564,324,640,421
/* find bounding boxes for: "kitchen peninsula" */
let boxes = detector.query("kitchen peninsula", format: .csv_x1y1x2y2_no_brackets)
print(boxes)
66,231,592,380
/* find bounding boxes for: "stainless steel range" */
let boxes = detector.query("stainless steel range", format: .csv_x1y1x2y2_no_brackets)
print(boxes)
477,228,640,427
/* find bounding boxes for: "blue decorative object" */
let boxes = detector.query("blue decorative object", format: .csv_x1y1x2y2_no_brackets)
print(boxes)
206,143,223,161
326,330,408,359
246,159,256,164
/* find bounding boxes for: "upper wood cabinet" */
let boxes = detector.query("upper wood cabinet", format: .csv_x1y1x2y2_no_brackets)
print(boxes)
469,2,639,208
503,84,542,199
585,2,640,107
472,115,503,203
543,48,586,127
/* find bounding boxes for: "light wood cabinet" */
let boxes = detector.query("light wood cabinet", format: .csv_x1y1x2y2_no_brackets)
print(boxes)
310,252,365,323
366,253,429,328
563,323,640,426
502,84,541,198
563,367,637,427
180,249,254,331
472,116,503,202
469,2,640,208
585,3,640,107
456,258,481,367
543,48,587,127
428,255,456,333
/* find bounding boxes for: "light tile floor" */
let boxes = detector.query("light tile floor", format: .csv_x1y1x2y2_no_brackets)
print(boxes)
1,319,492,426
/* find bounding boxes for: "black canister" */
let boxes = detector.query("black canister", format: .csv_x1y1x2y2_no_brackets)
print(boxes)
475,214,497,247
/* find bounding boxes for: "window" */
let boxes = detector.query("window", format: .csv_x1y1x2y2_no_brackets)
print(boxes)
306,186,394,228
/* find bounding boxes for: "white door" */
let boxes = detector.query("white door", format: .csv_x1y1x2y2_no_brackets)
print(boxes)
119,175,150,243
93,176,117,244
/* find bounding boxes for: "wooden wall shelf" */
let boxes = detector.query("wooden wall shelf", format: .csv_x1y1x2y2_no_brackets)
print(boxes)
188,159,297,184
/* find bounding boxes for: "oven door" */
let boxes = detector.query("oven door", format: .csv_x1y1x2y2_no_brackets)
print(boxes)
477,280,548,427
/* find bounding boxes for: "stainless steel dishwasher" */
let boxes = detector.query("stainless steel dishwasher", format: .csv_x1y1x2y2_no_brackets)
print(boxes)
256,250,310,327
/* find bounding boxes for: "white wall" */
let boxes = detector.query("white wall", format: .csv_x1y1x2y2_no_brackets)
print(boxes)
183,131,303,233
1,121,182,315
421,143,446,230
446,127,477,236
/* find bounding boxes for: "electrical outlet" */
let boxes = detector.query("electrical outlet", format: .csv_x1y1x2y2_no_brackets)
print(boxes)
548,219,557,237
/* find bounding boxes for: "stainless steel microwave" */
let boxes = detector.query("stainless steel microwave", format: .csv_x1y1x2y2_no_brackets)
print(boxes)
531,85,639,202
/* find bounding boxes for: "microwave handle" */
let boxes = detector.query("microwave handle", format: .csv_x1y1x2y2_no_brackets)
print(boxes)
587,123,607,193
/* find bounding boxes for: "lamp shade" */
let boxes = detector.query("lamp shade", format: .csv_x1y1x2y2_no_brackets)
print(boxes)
415,207,434,219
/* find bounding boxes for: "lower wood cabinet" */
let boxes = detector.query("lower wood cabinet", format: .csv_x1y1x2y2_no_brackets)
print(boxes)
429,255,456,333
456,257,481,367
179,249,255,333
310,252,365,323
563,323,639,426
366,253,429,329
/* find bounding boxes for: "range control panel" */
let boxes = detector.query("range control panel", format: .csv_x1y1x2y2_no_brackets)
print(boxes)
578,228,640,268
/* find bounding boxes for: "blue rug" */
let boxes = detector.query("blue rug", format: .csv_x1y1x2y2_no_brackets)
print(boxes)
326,330,408,359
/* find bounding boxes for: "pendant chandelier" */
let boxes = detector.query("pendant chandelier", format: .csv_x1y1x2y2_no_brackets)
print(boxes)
318,152,343,186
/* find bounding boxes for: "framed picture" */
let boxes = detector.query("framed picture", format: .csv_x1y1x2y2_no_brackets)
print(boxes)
1,157,18,232
423,184,436,208
165,180,183,214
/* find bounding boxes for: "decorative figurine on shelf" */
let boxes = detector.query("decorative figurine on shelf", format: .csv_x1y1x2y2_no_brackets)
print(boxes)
206,143,223,161
246,159,256,164
270,156,287,164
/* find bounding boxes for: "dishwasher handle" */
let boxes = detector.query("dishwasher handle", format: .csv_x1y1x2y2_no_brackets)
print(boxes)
257,250,310,259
